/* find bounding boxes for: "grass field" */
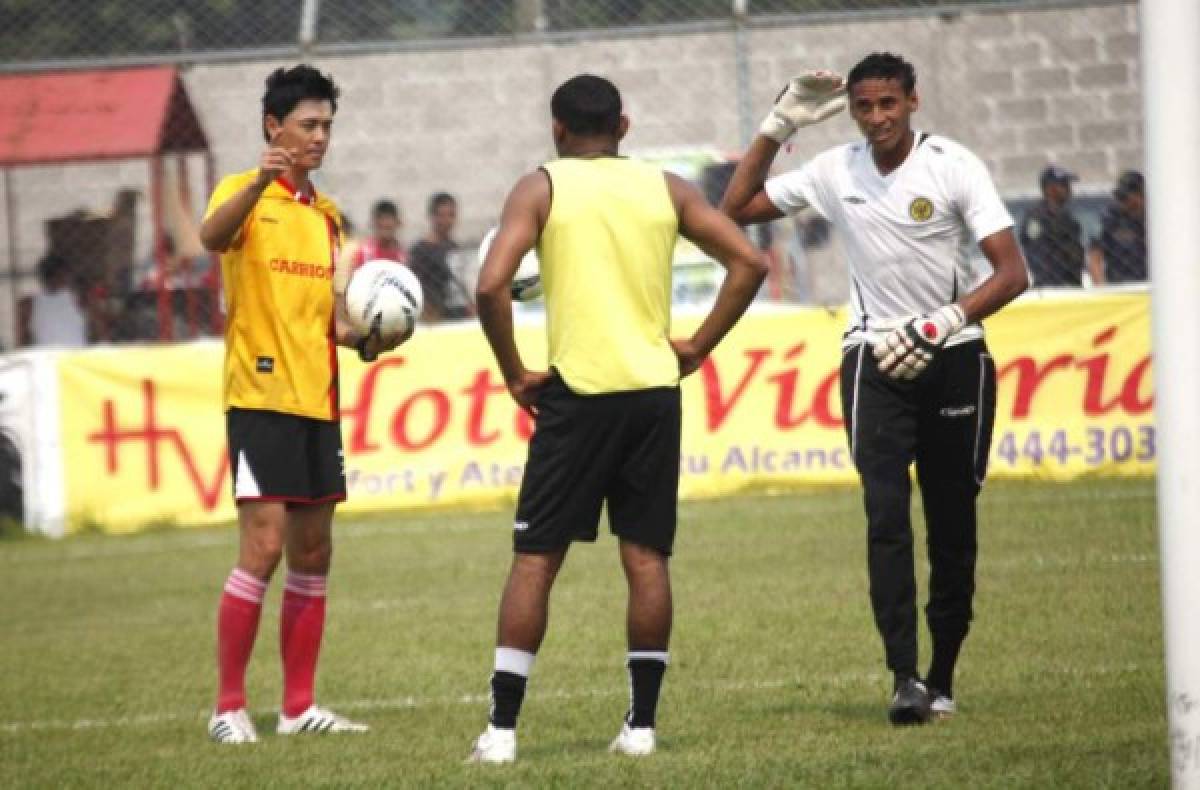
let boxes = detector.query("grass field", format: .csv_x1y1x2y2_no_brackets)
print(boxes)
0,479,1164,788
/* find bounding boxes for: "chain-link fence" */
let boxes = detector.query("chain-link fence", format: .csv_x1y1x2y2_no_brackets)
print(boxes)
0,0,1143,350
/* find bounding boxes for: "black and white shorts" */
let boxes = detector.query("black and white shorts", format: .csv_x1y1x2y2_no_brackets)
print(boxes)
514,372,682,556
226,408,346,505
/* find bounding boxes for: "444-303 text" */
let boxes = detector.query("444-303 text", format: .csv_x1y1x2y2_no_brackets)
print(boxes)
994,425,1154,467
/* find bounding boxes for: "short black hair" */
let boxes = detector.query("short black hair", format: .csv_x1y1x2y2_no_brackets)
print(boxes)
1114,170,1144,198
427,192,456,215
372,199,399,219
261,64,339,141
847,52,916,95
36,253,69,285
551,74,622,136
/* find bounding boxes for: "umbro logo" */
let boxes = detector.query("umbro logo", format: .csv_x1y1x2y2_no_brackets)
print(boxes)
259,216,279,224
843,196,866,204
939,404,977,418
514,521,530,531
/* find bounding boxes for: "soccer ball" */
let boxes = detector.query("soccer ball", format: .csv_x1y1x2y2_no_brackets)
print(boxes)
344,260,423,339
479,227,542,301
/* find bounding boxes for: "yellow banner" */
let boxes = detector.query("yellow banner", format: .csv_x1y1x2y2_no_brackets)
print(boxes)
56,293,1152,533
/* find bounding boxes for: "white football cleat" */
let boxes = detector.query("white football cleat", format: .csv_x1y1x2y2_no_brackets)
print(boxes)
466,723,516,764
208,709,258,744
276,705,369,735
609,722,656,756
930,692,957,719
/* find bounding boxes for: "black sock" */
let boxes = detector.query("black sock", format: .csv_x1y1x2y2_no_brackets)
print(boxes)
627,652,669,728
926,638,964,697
489,671,527,729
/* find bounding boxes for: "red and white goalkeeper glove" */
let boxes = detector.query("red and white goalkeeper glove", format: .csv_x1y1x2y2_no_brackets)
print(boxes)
759,71,847,144
874,305,967,380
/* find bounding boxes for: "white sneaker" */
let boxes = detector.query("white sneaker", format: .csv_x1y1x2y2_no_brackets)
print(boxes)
466,724,516,764
609,722,656,756
930,693,957,719
276,705,369,735
208,709,258,744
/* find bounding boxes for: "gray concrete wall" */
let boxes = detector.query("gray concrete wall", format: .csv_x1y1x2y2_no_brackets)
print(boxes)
0,1,1140,347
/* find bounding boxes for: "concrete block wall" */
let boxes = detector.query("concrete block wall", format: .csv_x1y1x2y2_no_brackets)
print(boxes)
0,1,1140,347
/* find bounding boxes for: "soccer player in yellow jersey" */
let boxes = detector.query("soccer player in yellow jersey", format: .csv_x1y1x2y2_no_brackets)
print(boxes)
199,65,401,744
467,75,767,763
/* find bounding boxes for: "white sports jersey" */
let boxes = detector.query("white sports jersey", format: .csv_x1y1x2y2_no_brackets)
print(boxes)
765,131,1012,349
30,288,86,348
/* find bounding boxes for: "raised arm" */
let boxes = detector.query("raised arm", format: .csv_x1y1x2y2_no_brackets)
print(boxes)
721,71,846,226
719,136,789,226
199,134,295,252
667,174,768,375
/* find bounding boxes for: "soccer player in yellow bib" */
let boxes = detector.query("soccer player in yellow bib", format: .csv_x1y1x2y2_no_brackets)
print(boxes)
467,74,767,763
199,65,403,744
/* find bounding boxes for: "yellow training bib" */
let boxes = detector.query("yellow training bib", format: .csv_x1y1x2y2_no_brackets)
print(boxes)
538,157,680,394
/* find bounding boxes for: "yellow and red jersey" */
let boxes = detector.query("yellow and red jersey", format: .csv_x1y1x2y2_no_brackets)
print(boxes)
205,170,343,420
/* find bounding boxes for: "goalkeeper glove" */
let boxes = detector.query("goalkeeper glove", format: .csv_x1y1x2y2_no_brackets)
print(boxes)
355,313,383,363
356,331,380,363
874,305,967,380
355,315,414,363
759,71,848,144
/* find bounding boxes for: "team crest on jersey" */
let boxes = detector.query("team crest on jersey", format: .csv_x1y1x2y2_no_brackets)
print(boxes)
909,197,934,222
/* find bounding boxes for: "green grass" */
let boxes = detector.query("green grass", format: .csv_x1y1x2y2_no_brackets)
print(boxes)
0,479,1164,788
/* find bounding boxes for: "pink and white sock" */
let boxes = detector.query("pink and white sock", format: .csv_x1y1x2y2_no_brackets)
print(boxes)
215,568,267,713
281,571,328,717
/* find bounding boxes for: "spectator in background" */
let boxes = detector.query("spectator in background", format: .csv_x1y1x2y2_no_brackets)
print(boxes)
345,199,407,271
18,253,87,348
1089,170,1147,285
409,192,473,320
1018,165,1085,287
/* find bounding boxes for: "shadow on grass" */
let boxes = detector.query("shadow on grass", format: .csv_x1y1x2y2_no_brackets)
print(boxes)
0,516,41,541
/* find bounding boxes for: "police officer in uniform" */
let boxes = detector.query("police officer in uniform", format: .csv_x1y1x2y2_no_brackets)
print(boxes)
1089,170,1147,284
1018,165,1085,287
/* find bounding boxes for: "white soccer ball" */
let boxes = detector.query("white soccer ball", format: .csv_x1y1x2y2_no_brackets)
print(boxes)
479,226,542,301
344,259,423,339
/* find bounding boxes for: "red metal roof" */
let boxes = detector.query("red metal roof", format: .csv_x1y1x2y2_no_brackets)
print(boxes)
0,66,209,167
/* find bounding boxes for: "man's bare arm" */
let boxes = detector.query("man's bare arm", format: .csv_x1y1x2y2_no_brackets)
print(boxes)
668,173,768,374
719,136,789,226
961,228,1030,323
1087,245,1106,286
476,170,551,412
200,138,294,252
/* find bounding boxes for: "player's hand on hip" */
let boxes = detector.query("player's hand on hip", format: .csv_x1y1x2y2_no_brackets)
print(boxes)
874,304,966,380
670,338,705,378
508,370,551,418
759,70,848,144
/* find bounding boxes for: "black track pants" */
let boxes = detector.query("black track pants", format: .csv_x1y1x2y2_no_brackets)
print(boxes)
839,339,997,677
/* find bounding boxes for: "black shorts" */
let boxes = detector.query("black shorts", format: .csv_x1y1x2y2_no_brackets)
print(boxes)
514,372,681,556
226,408,346,505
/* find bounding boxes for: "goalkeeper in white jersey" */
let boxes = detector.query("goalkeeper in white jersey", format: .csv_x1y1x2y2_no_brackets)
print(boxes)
721,52,1028,725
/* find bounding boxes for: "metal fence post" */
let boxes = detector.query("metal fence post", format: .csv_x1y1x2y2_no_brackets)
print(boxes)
299,0,320,57
733,0,754,151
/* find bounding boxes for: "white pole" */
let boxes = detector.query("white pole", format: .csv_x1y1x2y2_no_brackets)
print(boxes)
1143,0,1200,786
298,0,319,56
732,0,753,149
